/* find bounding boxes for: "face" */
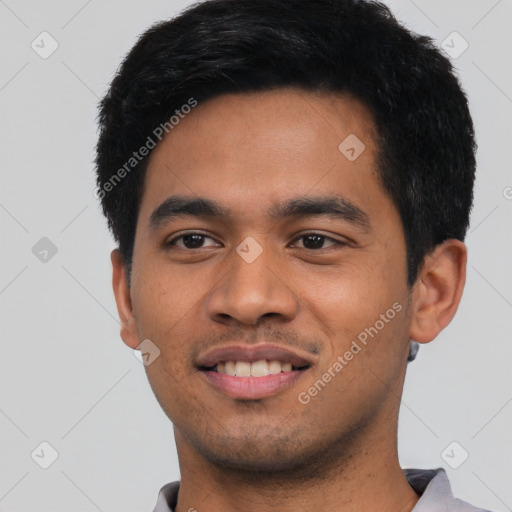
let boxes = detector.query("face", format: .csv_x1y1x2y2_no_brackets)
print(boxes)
122,89,415,473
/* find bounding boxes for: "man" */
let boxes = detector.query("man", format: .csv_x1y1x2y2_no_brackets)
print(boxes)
95,0,489,510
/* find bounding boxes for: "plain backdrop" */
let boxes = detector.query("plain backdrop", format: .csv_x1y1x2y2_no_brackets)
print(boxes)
0,0,511,511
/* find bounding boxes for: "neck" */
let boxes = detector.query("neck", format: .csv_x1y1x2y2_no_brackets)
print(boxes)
173,416,419,512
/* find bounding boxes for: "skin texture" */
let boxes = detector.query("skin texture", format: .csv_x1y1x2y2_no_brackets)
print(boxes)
111,88,467,512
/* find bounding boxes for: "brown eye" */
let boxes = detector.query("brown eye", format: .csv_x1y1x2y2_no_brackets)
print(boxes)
291,233,341,250
167,233,221,249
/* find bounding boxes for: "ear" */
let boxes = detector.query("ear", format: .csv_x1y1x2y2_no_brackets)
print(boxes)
409,239,467,344
111,249,140,350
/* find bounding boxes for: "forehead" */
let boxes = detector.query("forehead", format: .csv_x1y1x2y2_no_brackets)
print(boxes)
139,88,385,223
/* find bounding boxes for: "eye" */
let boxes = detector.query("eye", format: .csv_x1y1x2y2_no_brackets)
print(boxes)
290,233,344,250
166,232,222,249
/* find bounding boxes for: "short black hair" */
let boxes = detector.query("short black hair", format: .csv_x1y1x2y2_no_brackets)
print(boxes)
95,0,476,287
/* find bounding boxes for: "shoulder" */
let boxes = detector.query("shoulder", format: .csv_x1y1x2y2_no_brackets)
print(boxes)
404,468,494,512
153,481,180,512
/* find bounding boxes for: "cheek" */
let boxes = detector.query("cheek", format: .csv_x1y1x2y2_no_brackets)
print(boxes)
131,259,218,378
291,258,403,339
132,255,206,333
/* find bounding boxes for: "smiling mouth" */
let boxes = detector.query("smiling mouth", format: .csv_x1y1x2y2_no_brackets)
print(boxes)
196,343,314,399
200,359,311,377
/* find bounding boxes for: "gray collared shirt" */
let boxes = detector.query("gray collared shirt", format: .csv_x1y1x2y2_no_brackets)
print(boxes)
152,468,492,512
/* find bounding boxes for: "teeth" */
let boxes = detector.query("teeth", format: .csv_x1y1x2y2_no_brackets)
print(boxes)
234,361,251,377
251,359,269,377
225,361,236,376
281,362,292,372
268,360,282,374
215,359,297,377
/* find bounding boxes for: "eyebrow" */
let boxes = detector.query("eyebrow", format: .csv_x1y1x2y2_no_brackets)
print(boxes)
149,196,229,230
148,194,371,232
268,196,371,231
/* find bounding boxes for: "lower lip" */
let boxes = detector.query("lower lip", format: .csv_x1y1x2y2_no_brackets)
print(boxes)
201,370,307,399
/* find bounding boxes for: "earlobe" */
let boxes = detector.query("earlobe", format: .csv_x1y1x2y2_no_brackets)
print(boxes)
409,240,467,344
111,249,140,350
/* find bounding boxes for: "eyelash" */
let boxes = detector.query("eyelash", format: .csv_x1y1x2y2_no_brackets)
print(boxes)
165,231,346,250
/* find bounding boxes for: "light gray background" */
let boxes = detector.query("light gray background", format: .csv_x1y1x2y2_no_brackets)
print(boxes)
0,0,511,511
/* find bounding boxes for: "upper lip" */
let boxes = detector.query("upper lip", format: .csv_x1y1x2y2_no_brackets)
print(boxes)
196,343,316,368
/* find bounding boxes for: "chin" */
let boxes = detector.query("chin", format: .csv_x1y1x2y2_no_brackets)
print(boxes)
183,425,339,478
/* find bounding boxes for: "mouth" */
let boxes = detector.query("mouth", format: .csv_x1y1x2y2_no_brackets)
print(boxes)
201,359,310,376
196,344,314,400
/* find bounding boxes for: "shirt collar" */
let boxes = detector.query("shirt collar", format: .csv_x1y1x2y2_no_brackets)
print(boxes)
153,468,489,512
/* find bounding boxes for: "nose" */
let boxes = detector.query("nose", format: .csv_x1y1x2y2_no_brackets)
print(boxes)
205,246,299,326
